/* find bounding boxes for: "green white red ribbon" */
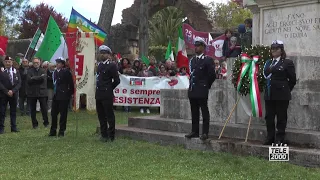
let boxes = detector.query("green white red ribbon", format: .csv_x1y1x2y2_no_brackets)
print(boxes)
236,53,262,117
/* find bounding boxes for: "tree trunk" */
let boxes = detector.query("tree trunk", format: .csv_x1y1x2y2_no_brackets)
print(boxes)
98,0,117,44
139,0,149,57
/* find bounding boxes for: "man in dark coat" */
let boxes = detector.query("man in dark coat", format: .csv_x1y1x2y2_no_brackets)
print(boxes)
185,37,216,140
0,56,21,134
96,45,120,142
27,57,49,128
19,58,30,116
49,57,74,137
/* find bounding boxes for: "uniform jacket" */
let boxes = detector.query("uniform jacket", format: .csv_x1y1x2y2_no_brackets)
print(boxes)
0,67,21,98
53,68,74,101
26,67,47,97
263,58,296,101
95,60,120,100
188,54,216,99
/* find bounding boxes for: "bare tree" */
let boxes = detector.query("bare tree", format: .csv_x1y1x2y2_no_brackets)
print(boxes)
98,0,117,44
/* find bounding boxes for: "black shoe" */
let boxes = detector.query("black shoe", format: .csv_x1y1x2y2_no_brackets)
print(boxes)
11,129,20,133
275,139,285,145
99,137,108,142
0,129,4,134
58,132,65,137
44,122,49,128
185,132,199,139
33,125,39,129
110,137,115,142
48,131,56,137
20,113,25,116
263,139,274,145
200,134,209,140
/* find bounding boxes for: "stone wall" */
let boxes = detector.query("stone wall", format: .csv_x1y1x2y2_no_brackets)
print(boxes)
160,57,320,131
122,0,213,32
6,39,31,58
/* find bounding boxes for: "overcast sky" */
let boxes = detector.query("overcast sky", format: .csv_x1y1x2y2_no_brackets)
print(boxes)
30,0,228,24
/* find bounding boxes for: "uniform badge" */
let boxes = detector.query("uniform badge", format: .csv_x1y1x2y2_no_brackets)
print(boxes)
1,67,4,72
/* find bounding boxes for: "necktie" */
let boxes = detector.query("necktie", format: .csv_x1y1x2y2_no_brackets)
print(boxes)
269,60,277,71
271,60,277,67
6,69,13,85
53,70,58,94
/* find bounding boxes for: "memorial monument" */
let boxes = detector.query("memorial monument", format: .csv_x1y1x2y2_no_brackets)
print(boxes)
117,0,320,167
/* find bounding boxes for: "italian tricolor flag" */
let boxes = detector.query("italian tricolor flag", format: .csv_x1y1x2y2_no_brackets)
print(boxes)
176,26,189,73
35,16,68,63
165,40,174,61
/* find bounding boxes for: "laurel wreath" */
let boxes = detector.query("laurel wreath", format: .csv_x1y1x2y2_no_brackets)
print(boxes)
77,66,89,90
231,45,271,96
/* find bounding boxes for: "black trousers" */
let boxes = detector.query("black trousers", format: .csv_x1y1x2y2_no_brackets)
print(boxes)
265,100,289,142
0,95,18,130
50,99,69,133
96,99,115,139
189,98,210,134
28,97,49,127
19,95,30,114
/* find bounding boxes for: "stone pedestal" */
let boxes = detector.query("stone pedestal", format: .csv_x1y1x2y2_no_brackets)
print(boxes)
116,0,320,167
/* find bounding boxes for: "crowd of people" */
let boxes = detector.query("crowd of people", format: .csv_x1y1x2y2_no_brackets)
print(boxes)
0,55,74,137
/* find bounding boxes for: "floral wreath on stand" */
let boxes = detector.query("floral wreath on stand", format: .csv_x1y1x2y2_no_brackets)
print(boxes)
231,45,271,117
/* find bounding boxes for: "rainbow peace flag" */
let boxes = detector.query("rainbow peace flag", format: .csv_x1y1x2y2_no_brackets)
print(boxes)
67,8,107,46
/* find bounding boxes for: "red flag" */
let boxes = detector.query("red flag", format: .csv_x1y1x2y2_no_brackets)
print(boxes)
65,32,77,73
0,36,8,54
117,53,121,59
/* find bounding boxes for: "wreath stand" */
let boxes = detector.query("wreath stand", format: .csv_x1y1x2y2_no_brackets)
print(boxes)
218,97,253,143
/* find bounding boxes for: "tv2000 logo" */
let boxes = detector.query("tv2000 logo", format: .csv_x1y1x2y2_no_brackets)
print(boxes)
269,143,289,161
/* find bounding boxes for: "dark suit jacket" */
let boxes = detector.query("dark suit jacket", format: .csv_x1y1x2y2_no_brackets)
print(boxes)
19,66,28,97
53,69,74,101
264,58,297,101
95,60,120,100
188,55,216,99
47,70,54,89
0,67,21,98
26,67,47,97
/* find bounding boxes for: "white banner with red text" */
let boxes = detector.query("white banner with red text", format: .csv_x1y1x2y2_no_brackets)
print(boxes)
113,75,189,107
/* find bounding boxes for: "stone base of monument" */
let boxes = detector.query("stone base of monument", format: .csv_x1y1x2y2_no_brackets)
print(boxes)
116,116,320,167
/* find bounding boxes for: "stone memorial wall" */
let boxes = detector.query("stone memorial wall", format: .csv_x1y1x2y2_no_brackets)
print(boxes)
262,3,320,56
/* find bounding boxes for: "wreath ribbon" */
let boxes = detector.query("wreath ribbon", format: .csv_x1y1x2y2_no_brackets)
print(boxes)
236,53,262,118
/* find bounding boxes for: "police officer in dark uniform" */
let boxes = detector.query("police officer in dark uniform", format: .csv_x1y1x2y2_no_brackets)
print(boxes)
96,45,120,142
49,57,74,137
0,56,21,134
263,40,297,145
185,37,216,140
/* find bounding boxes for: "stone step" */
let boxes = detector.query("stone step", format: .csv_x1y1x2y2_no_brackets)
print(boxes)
127,116,320,149
116,125,320,167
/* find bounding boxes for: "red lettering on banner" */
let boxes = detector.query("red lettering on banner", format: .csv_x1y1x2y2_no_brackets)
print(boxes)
115,88,119,94
130,89,161,96
113,96,160,105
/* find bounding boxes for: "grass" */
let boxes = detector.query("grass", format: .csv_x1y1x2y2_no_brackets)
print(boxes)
0,108,319,180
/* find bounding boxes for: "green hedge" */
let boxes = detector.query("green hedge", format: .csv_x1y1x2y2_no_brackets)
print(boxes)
148,46,176,63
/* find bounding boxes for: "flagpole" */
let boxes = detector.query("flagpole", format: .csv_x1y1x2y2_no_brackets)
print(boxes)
75,29,79,138
24,27,40,60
